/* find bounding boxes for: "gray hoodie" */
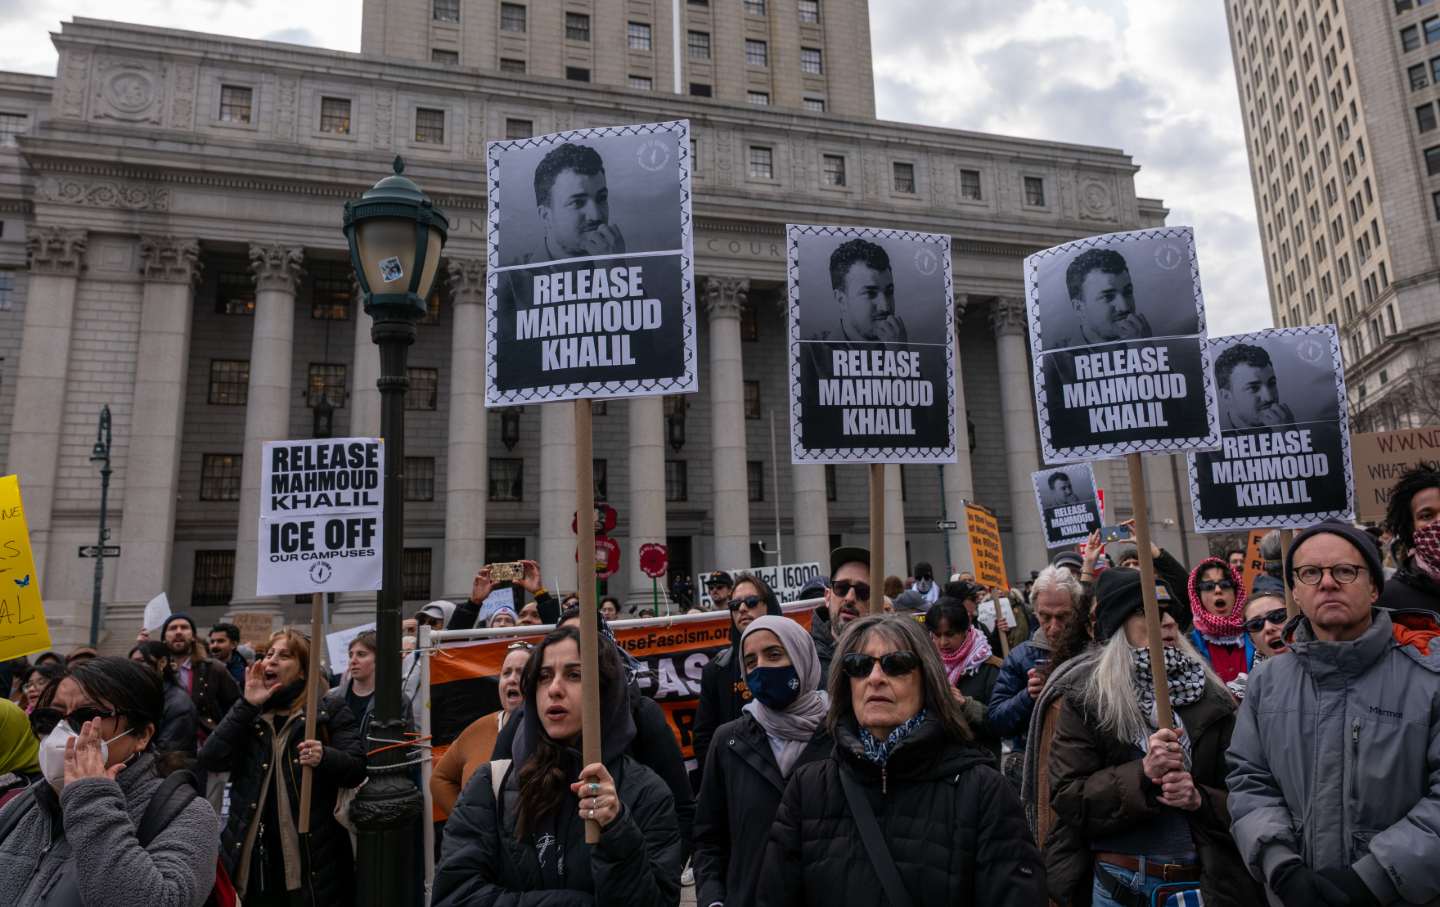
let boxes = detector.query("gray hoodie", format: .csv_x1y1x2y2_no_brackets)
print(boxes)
1227,608,1440,905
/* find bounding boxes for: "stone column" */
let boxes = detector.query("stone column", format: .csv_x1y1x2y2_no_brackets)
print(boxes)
538,404,577,594
7,228,86,581
943,295,976,574
883,464,907,588
992,297,1047,581
110,238,202,624
230,244,304,610
791,465,830,568
625,396,667,610
442,258,488,600
703,277,751,569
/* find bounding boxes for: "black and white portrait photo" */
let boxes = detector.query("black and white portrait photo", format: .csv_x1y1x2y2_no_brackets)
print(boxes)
1031,464,1102,548
788,225,955,464
485,120,696,406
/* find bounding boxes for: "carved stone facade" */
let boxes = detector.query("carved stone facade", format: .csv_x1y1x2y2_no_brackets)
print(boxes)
25,227,87,276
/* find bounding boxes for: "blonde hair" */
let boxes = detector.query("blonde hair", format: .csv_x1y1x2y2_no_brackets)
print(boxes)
1081,627,1226,745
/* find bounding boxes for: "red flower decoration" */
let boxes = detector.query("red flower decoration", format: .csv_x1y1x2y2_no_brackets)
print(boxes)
639,543,669,579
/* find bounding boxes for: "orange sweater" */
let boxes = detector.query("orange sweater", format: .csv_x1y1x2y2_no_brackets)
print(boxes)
431,709,508,820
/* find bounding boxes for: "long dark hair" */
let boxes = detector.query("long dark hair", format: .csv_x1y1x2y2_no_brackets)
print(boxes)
924,597,971,636
514,626,624,838
133,641,179,684
68,657,165,747
1385,461,1440,558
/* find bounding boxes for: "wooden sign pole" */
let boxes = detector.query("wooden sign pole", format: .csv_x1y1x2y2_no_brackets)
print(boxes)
574,400,602,844
1279,528,1297,619
298,590,324,833
868,464,885,615
1125,453,1173,730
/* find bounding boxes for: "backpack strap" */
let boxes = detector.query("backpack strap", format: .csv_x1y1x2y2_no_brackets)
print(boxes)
838,765,916,907
137,769,203,846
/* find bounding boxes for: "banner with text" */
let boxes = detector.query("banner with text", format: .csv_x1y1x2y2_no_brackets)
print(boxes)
485,120,696,406
965,503,1010,591
1032,463,1103,548
787,224,957,464
1024,227,1221,463
698,562,822,608
257,438,384,596
1352,427,1440,523
0,476,51,661
1187,326,1353,532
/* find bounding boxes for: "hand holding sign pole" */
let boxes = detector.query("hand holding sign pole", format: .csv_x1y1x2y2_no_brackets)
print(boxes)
574,401,602,844
1127,454,1173,730
298,590,324,834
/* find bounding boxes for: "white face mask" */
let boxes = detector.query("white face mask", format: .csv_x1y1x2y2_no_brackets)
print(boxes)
39,722,133,789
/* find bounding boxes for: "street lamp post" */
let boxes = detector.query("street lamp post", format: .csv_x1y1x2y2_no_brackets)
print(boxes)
88,405,112,647
342,156,448,907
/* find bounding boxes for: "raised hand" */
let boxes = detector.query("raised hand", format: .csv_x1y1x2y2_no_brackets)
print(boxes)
243,658,282,707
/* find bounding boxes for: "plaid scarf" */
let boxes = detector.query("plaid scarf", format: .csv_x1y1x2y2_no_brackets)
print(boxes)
1187,557,1248,640
1414,522,1440,583
858,708,928,766
1131,646,1206,764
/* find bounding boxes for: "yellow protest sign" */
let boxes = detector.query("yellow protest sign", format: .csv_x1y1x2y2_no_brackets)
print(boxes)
0,475,52,660
965,502,1010,591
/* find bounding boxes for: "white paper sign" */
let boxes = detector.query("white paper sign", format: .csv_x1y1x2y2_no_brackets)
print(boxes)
327,622,376,676
142,592,171,632
977,597,1017,633
257,437,384,596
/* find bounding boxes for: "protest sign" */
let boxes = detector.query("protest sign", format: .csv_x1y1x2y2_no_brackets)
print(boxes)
1032,464,1103,548
1238,528,1269,598
142,592,171,633
327,622,375,676
977,597,1017,634
1023,227,1221,463
232,611,277,649
1187,326,1353,531
964,503,1009,591
0,476,51,661
257,438,384,596
1352,427,1440,523
698,562,822,608
485,120,696,406
786,224,956,464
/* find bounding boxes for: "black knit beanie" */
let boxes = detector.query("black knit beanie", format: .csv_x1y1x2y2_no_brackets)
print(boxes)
1284,521,1385,595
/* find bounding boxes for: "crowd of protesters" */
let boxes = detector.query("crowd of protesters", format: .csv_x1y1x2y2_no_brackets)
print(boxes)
0,461,1438,906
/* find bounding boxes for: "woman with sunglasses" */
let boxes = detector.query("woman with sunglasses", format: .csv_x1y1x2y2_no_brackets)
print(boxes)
759,614,1044,906
434,626,682,906
1184,557,1255,686
0,656,220,907
199,629,367,907
1241,576,1290,665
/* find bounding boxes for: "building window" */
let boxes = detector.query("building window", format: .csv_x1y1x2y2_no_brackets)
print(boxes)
798,0,820,24
892,161,916,194
191,551,235,608
402,548,431,601
0,112,26,146
404,457,435,501
593,459,608,502
566,12,591,41
219,85,252,124
665,460,687,502
746,39,769,66
628,22,652,50
1433,190,1440,220
1420,103,1438,132
406,367,439,410
689,82,712,97
803,97,825,113
207,360,250,405
1398,0,1414,11
1433,56,1440,83
500,2,526,32
0,271,12,311
688,31,711,59
800,47,822,74
415,107,445,144
628,75,653,90
311,271,352,320
1403,25,1421,51
489,458,524,501
1427,16,1440,43
1411,63,1430,90
1024,175,1047,206
748,145,773,179
1427,144,1440,174
747,91,770,106
822,153,846,187
825,464,837,501
565,66,591,82
216,271,255,315
747,461,764,501
960,168,982,200
745,0,767,14
319,96,351,134
744,381,761,418
505,118,532,139
431,49,459,65
199,454,242,502
307,363,347,408
499,57,526,74
740,302,759,340
433,0,458,20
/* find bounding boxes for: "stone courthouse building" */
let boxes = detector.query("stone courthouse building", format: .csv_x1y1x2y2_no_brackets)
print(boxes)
0,0,1204,645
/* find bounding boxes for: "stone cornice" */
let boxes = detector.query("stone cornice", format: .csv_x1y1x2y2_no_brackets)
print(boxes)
27,226,87,275
249,243,304,294
139,235,202,284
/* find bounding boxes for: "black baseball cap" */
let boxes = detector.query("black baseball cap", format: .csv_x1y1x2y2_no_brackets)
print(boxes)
706,571,734,587
830,546,870,578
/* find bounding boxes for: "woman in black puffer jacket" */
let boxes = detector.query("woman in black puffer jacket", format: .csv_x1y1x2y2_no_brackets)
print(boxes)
434,625,682,906
199,629,367,907
757,614,1044,907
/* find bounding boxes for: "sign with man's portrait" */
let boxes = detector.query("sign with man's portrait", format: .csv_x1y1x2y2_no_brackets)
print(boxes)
787,224,956,463
485,120,696,405
1187,325,1353,531
1031,464,1103,548
1023,227,1220,462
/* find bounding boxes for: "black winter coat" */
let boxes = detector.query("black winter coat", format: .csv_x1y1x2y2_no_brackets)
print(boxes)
756,715,1044,907
433,753,682,907
198,691,368,907
156,679,198,757
692,714,830,907
1380,560,1440,616
187,656,241,737
954,657,1002,769
692,649,749,780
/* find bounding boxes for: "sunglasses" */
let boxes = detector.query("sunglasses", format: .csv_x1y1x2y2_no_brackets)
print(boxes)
1242,608,1288,634
839,650,920,679
30,706,122,737
1197,579,1235,593
729,595,765,611
832,580,871,601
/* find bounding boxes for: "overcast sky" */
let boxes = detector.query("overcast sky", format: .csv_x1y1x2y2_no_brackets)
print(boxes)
2,0,1269,335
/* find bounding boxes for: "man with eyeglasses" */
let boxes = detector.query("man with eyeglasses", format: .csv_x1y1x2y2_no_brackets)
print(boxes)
1228,521,1440,907
1185,556,1254,686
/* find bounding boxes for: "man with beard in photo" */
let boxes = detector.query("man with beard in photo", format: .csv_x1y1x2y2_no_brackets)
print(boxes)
1216,343,1297,430
1056,247,1152,348
808,238,908,343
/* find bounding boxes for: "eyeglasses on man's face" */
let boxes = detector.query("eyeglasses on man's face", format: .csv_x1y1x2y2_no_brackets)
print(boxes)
1293,563,1367,586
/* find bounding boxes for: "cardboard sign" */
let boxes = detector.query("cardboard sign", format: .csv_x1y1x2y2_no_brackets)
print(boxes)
1032,463,1103,548
1023,227,1221,463
0,475,52,661
786,224,957,464
231,611,277,650
257,438,384,596
1351,427,1440,523
964,503,1009,591
485,120,697,406
698,562,823,607
1188,326,1353,531
1238,528,1269,598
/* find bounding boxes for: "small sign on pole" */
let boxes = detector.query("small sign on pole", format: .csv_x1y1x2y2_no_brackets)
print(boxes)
1032,463,1103,548
964,503,1010,592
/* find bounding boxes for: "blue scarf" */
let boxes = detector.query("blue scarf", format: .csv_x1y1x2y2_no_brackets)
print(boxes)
858,709,928,766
